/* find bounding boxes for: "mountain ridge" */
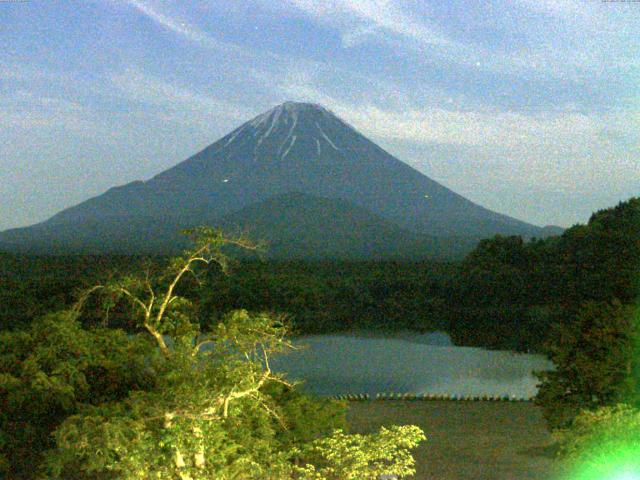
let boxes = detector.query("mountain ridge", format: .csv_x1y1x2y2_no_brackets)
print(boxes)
0,192,481,259
0,101,548,257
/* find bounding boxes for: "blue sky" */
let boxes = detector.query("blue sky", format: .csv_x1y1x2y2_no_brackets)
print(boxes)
1,0,638,230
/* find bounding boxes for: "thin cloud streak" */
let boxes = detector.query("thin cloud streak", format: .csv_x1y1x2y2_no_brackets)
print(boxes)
277,79,640,152
274,80,639,207
307,0,449,46
281,0,453,47
123,0,244,55
273,0,638,80
125,0,213,45
270,1,540,78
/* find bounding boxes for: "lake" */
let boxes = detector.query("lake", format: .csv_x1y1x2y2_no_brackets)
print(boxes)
270,332,553,398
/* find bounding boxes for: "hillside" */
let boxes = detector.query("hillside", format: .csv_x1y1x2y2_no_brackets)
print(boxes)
0,192,479,259
219,192,480,259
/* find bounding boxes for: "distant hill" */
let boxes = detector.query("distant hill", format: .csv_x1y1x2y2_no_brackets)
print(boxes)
0,101,546,257
540,225,565,237
0,215,188,255
218,192,480,260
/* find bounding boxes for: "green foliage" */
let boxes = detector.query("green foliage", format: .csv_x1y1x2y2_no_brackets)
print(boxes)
560,198,640,304
293,425,426,479
555,404,640,460
43,387,292,479
267,384,348,447
0,253,144,330
535,301,640,429
203,260,455,335
9,228,426,480
1,197,639,357
449,197,640,352
554,404,640,478
0,311,155,479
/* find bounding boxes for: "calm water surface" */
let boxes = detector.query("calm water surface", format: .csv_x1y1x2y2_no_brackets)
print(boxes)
271,333,553,398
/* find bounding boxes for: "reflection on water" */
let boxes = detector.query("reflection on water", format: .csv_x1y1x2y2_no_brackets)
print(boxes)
270,333,553,398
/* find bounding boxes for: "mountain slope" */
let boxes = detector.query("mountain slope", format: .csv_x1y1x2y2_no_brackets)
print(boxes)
0,193,479,259
218,192,480,259
0,101,544,256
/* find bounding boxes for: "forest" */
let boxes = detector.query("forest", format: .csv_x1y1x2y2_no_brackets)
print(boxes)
3,198,638,352
1,198,638,479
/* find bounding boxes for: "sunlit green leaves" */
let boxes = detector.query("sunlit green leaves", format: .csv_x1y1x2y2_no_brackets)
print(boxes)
294,425,426,480
555,404,640,480
0,311,155,478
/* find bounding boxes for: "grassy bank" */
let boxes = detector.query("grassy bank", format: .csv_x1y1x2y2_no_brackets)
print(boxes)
347,400,565,480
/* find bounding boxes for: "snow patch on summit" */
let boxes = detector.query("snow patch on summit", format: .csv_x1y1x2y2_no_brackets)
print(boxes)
257,106,282,147
222,101,344,158
316,122,339,151
223,123,247,147
279,111,298,156
282,135,297,159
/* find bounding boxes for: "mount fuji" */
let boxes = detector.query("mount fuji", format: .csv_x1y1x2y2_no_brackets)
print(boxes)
0,102,547,258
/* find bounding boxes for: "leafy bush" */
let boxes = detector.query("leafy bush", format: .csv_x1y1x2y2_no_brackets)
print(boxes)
535,300,640,429
0,311,154,479
293,425,426,480
555,404,640,478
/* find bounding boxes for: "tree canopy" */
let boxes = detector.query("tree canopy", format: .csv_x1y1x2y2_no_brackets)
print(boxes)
535,300,640,429
1,227,425,479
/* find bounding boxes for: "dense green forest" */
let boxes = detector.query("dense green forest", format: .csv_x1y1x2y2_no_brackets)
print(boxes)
0,229,426,479
1,198,638,353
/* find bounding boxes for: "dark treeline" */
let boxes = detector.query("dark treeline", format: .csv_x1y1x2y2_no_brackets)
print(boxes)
450,198,639,351
1,198,638,353
202,260,457,334
0,254,152,331
206,196,638,352
0,254,457,334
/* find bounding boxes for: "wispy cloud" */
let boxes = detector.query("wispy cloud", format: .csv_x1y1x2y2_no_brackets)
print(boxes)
122,0,243,54
275,77,629,149
264,0,545,78
285,0,451,47
269,0,639,80
109,68,253,127
276,78,639,187
125,0,212,44
364,105,637,168
0,89,95,132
